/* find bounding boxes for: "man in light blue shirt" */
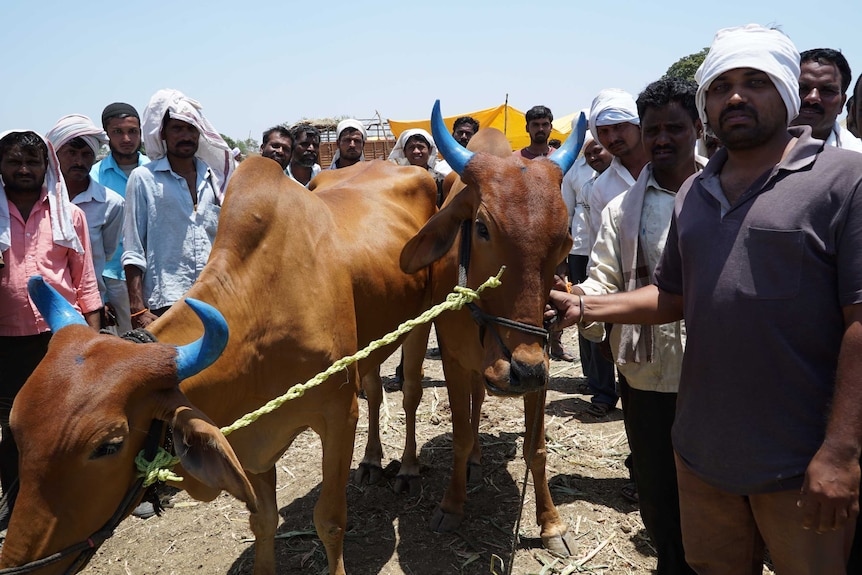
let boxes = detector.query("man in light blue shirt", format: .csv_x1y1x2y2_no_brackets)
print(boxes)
90,102,148,333
123,89,233,330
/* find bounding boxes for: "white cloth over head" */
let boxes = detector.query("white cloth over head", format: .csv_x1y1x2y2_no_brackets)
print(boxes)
0,130,83,254
45,114,108,156
695,23,801,126
589,89,640,142
141,89,235,198
332,119,368,165
388,128,439,169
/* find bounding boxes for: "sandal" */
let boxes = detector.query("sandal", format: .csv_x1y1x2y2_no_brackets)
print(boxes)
620,481,639,503
585,402,615,417
550,348,576,362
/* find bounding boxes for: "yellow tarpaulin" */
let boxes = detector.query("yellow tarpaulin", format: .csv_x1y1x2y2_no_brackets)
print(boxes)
389,104,571,152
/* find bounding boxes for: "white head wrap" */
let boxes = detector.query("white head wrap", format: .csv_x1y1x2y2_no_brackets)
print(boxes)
387,128,439,169
141,89,235,198
0,130,83,254
588,89,640,142
695,24,801,126
332,119,368,165
45,114,108,156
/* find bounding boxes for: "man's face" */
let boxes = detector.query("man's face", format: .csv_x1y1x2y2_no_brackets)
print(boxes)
595,122,641,159
453,123,476,147
162,118,199,159
105,116,142,161
583,140,613,174
337,129,364,163
405,137,430,167
0,145,47,194
292,132,319,167
705,67,788,151
791,60,846,140
56,143,96,187
526,117,552,146
260,133,292,169
640,102,699,172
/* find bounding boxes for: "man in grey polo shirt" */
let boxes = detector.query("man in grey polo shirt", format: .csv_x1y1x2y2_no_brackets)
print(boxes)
548,24,862,573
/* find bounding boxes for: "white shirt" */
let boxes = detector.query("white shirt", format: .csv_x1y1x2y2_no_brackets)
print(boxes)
71,179,124,302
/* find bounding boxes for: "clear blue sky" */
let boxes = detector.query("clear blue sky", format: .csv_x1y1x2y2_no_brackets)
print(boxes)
2,0,859,144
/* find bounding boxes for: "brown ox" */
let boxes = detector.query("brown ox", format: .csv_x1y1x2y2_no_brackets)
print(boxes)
396,101,586,554
0,157,436,575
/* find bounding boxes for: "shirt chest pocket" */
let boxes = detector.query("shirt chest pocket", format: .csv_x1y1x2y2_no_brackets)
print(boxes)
738,227,803,299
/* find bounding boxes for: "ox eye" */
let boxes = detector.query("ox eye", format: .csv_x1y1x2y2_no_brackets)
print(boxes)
475,221,490,241
91,438,124,459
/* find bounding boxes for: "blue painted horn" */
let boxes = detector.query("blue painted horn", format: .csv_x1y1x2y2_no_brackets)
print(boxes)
549,111,588,175
431,100,474,176
175,299,229,381
28,276,88,331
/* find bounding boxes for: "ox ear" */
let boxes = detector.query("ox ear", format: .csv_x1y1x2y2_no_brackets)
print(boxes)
170,403,258,513
400,185,480,273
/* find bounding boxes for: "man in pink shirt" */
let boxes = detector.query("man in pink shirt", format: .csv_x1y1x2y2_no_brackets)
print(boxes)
0,130,101,494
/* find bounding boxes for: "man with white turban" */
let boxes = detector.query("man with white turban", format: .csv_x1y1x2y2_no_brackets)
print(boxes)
0,129,102,493
329,119,367,170
47,114,124,310
548,24,862,573
584,89,649,260
123,88,235,330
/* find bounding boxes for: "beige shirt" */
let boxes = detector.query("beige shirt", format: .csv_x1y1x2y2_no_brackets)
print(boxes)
578,168,686,393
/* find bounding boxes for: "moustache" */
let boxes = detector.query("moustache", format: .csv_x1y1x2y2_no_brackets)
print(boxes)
720,103,758,123
178,140,197,147
651,146,676,155
800,102,825,114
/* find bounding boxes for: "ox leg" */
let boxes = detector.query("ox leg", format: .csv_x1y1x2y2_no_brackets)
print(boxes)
430,360,474,533
314,393,357,575
394,322,431,496
467,373,485,484
356,368,384,485
247,466,278,575
523,390,577,556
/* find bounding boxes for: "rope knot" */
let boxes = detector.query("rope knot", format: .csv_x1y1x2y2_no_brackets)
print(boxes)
136,447,182,487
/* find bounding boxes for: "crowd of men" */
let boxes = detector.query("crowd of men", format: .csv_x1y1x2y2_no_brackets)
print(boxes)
2,21,862,573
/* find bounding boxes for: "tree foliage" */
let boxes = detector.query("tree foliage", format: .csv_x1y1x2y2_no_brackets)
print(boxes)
663,48,709,82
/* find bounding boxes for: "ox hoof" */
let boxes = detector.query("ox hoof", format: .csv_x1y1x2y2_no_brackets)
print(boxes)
354,462,384,486
467,461,483,485
429,506,464,533
393,474,422,497
542,530,578,557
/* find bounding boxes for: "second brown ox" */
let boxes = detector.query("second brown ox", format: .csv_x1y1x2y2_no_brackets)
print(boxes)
0,157,436,575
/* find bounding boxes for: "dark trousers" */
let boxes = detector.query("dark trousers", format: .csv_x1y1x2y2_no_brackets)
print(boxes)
0,332,52,494
568,255,618,407
619,379,694,575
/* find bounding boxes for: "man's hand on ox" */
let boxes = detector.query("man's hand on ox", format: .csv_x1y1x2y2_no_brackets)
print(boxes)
797,442,861,533
545,290,582,331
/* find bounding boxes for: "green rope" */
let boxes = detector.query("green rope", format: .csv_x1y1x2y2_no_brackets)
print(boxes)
134,266,505,479
220,266,505,436
136,446,183,486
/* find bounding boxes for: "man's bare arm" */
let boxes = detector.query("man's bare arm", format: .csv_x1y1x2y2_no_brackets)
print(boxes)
547,284,684,329
798,302,862,533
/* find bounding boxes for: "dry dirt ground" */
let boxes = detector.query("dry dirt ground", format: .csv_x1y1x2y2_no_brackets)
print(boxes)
80,328,772,575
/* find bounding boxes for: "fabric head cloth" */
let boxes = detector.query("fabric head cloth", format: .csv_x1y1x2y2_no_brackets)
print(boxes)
101,102,140,127
46,114,108,157
588,89,640,142
141,89,235,199
387,128,438,169
332,119,368,165
695,24,801,126
0,130,84,254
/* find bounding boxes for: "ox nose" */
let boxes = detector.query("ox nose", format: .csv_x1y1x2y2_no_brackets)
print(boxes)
508,357,547,391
